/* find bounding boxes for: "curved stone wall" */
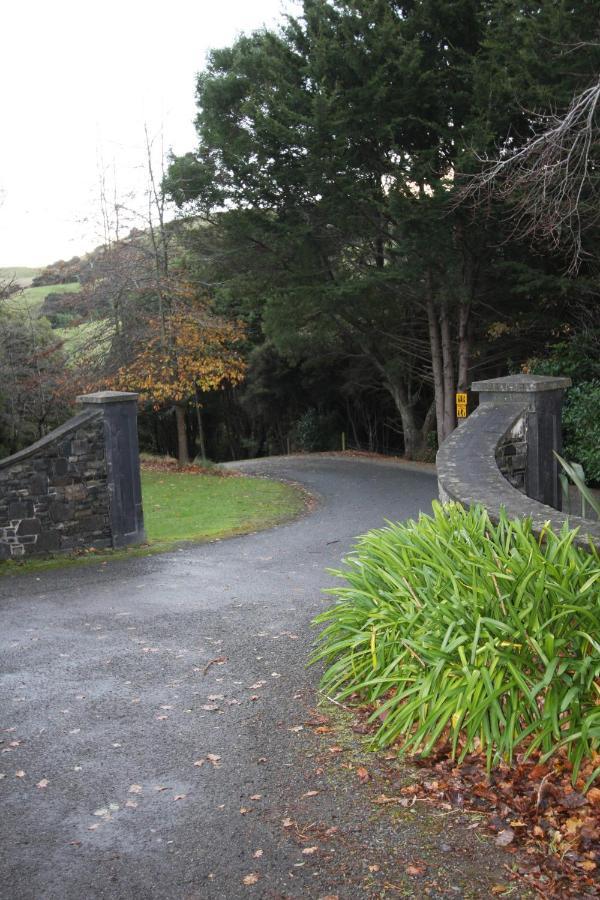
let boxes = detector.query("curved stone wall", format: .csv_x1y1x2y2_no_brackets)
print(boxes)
437,377,600,552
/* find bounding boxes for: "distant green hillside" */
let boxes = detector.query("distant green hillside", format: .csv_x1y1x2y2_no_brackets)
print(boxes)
0,266,42,280
5,281,81,313
0,266,42,287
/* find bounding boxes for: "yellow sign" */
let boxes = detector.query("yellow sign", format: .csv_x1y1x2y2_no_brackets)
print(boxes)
456,392,468,418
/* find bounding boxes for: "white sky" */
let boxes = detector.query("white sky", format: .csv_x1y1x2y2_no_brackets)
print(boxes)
0,0,298,267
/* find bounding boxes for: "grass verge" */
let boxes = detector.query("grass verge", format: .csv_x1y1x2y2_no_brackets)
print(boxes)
0,467,308,576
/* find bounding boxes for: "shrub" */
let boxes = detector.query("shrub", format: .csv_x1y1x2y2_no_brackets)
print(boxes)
313,503,600,783
562,380,600,485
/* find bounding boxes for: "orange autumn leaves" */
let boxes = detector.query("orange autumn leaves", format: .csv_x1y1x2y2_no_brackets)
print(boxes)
110,310,246,407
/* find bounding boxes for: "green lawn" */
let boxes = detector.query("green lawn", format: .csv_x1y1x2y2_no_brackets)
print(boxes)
142,469,305,543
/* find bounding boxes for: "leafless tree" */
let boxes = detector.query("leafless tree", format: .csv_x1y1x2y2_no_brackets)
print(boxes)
461,76,600,273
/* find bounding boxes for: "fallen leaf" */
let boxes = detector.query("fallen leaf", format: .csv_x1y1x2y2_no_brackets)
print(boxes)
240,807,251,814
203,656,227,675
201,704,219,711
301,790,319,798
586,787,600,805
174,794,186,801
282,817,294,828
207,694,224,701
242,873,259,885
578,860,597,871
15,770,25,778
289,726,303,733
193,759,205,768
154,785,168,792
125,799,138,808
36,778,49,789
406,863,426,876
302,846,318,855
307,714,330,726
357,766,369,783
328,746,344,754
253,849,263,858
373,794,404,805
128,784,143,794
495,829,515,847
368,864,380,873
491,886,508,895
560,791,587,809
250,794,262,800
207,754,222,767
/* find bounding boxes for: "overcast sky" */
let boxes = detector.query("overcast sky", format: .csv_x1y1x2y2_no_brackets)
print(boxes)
0,0,298,267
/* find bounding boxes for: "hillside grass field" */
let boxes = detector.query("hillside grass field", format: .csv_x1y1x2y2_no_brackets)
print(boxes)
0,266,42,284
7,281,81,313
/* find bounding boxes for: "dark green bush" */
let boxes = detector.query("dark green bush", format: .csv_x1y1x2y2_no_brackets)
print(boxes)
562,380,600,485
313,503,600,782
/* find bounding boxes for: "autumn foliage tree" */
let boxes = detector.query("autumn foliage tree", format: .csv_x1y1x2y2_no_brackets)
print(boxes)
110,307,246,464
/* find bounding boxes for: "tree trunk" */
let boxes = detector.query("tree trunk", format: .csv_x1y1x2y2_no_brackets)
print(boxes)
174,402,189,465
385,379,422,460
426,296,446,448
457,300,471,391
440,301,456,440
194,388,206,460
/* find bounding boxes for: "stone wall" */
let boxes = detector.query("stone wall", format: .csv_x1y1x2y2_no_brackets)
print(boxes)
437,375,600,552
0,391,145,560
0,410,111,558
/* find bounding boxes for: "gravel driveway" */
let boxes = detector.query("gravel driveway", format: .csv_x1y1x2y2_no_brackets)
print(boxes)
0,456,521,899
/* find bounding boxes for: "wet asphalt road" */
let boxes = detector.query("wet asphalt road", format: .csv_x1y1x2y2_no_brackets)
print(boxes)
0,456,505,900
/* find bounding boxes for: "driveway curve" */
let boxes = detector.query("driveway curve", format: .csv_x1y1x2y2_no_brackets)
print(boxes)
0,456,515,899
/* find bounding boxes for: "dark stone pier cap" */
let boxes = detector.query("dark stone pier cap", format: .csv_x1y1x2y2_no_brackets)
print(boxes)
437,374,600,552
77,391,146,548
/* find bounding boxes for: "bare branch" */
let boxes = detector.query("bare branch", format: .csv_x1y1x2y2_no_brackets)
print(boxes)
460,78,600,272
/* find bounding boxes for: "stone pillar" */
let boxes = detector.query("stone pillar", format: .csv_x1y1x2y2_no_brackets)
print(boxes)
470,375,572,510
76,391,146,548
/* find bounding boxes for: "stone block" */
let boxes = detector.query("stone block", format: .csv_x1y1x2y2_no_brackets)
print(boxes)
9,500,34,518
30,474,49,495
64,483,87,501
36,532,60,552
17,518,42,536
0,542,11,560
49,501,75,523
52,458,69,477
80,515,106,532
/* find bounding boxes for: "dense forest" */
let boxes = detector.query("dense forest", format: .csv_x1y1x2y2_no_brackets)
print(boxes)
2,0,599,480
